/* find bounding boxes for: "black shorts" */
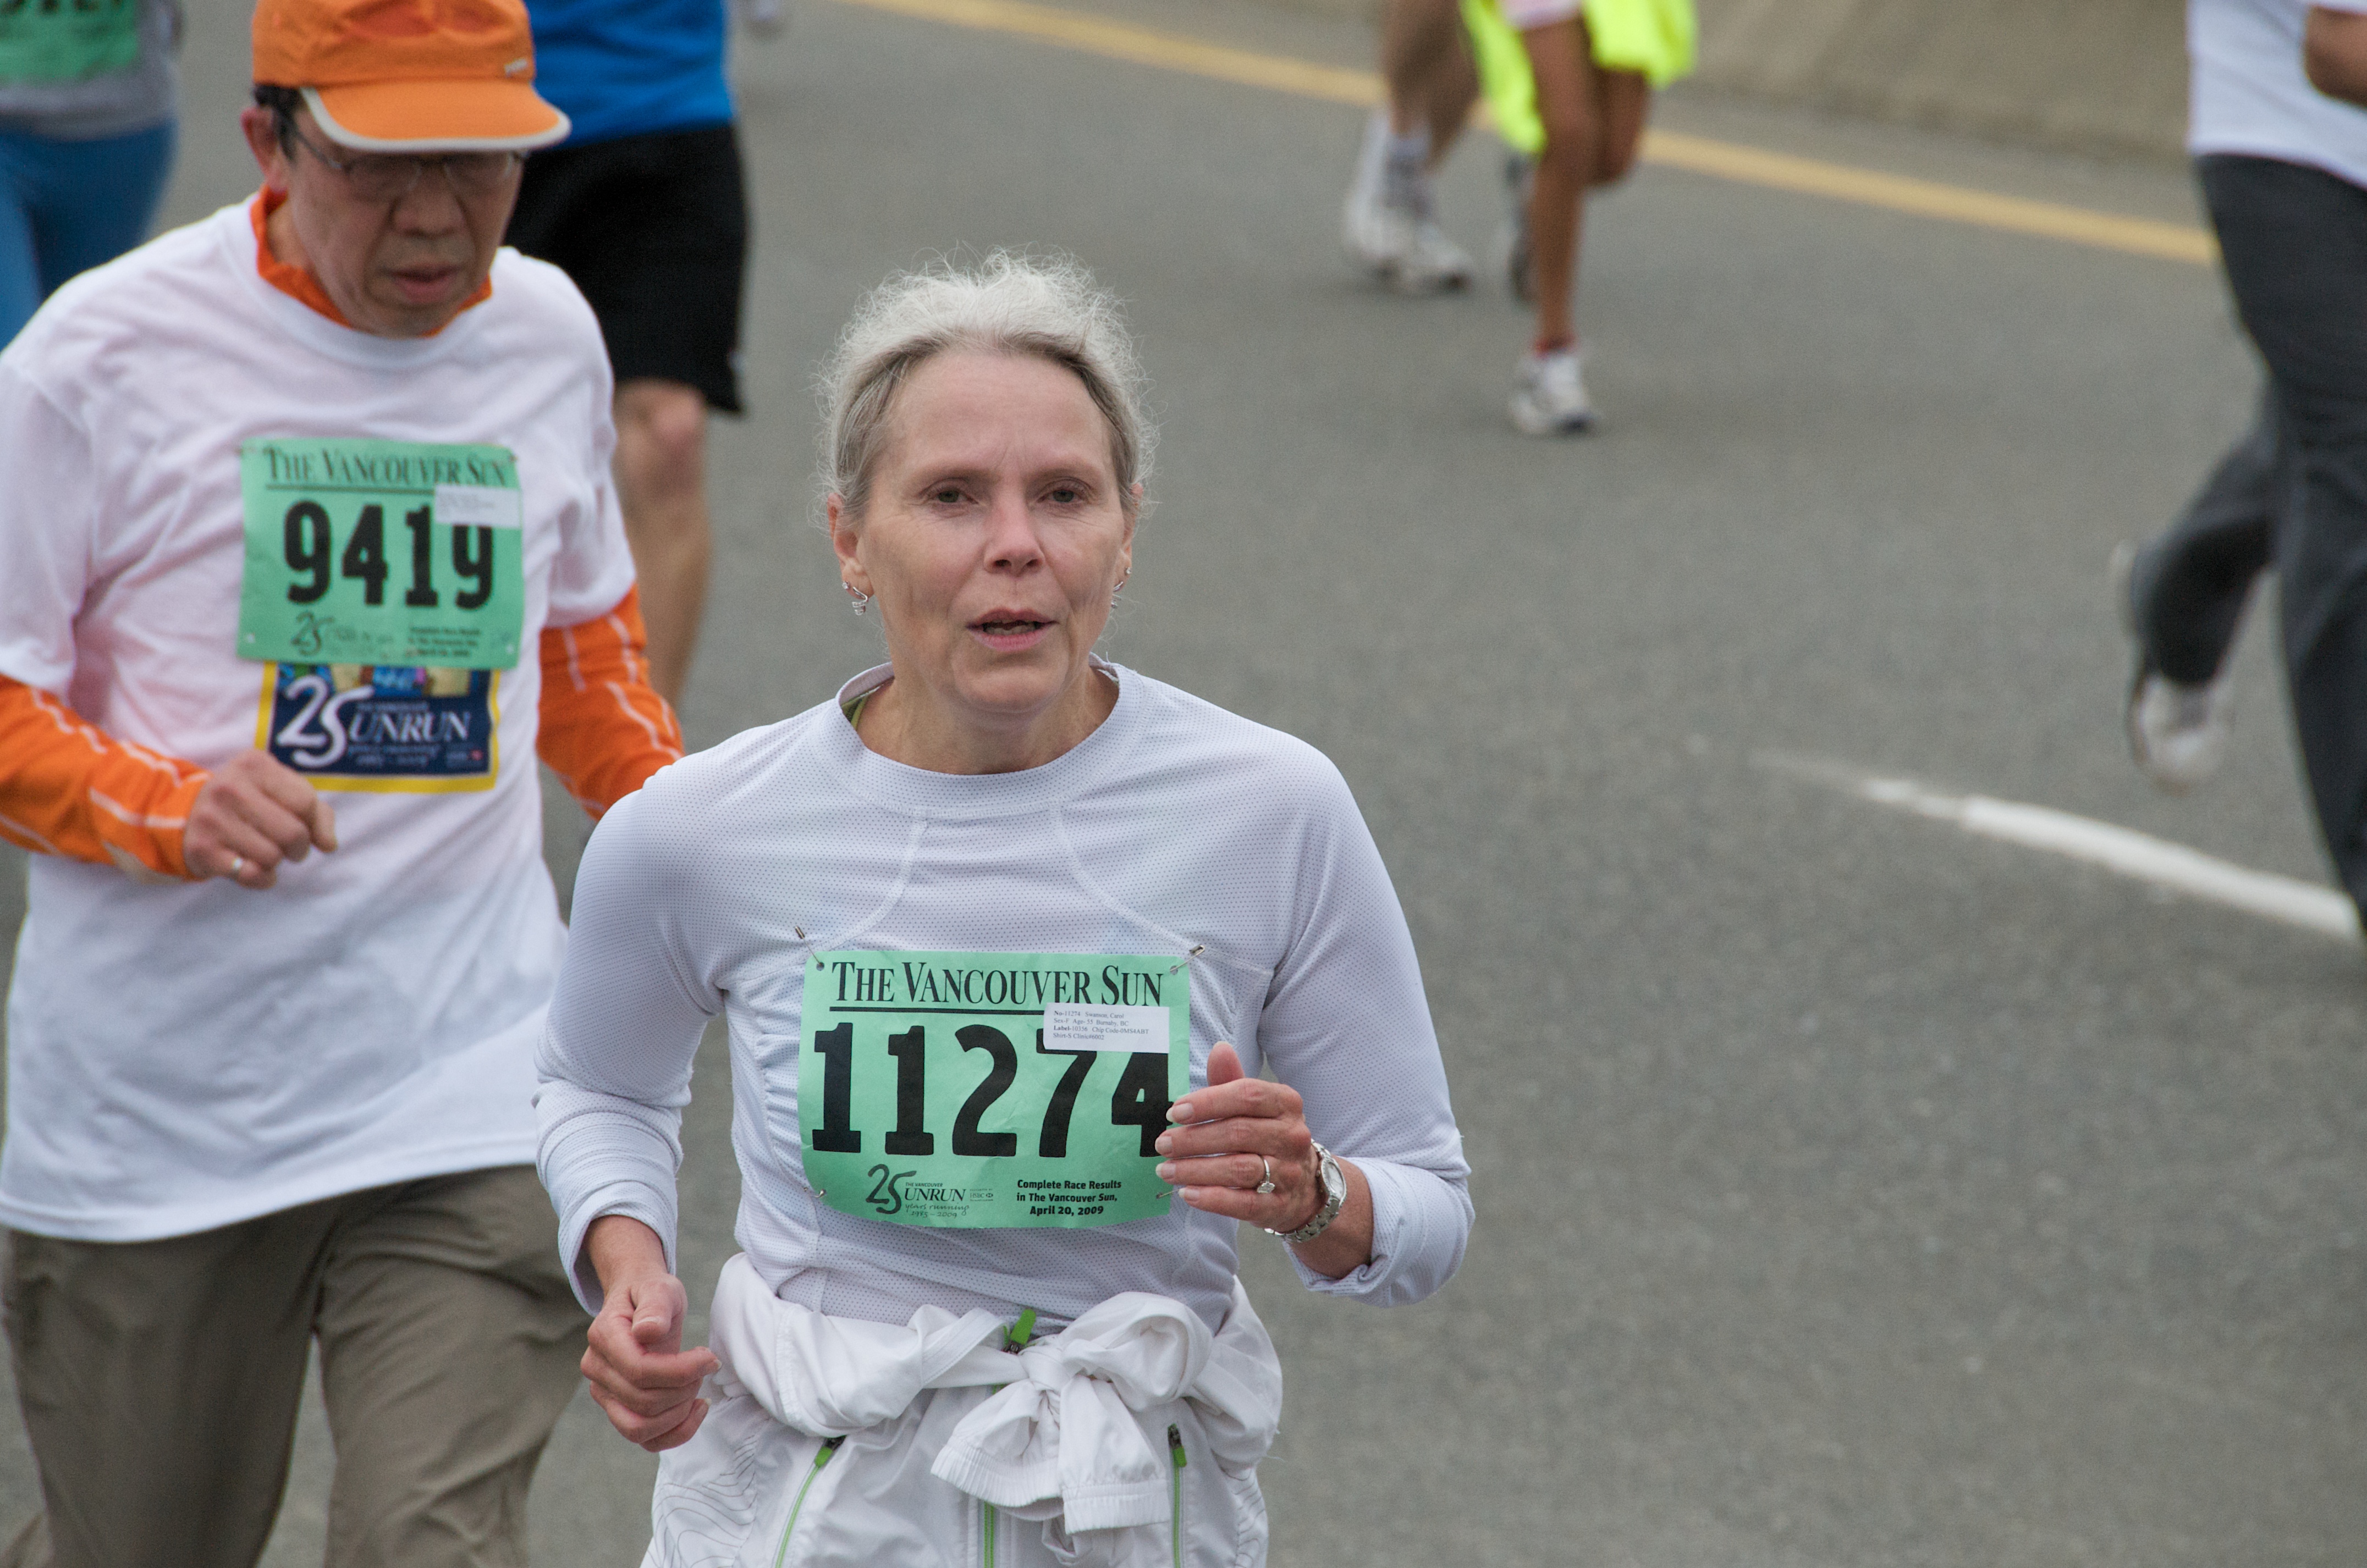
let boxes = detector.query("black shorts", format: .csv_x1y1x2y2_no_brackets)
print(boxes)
505,122,750,414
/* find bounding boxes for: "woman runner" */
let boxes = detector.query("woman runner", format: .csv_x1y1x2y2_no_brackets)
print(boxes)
535,255,1471,1567
1340,0,1694,433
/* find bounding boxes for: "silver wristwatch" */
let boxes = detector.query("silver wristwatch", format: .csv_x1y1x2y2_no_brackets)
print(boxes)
1267,1141,1345,1245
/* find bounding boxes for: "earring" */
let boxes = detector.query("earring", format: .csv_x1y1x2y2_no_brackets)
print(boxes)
845,582,872,615
1111,572,1129,608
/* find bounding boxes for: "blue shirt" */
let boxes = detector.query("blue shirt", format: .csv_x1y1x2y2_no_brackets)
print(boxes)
527,0,734,148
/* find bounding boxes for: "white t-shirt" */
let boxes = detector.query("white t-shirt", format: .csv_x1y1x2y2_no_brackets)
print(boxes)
0,200,638,1241
2190,0,2367,186
536,662,1473,1330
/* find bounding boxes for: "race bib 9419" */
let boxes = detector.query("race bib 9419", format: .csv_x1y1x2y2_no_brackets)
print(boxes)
236,438,525,671
799,952,1189,1229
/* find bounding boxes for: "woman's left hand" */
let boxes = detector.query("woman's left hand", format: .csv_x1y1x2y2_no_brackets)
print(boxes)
1156,1043,1372,1279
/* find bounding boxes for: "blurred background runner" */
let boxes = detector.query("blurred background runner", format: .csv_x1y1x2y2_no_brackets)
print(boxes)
2113,0,2367,921
1339,0,1480,296
0,0,179,345
1339,0,1692,434
507,0,755,706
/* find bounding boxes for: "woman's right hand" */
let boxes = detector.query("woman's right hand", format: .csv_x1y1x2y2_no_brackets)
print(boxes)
583,1214,722,1452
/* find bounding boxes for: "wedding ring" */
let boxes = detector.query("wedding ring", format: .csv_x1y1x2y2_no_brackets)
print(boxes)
228,854,245,878
1255,1157,1276,1195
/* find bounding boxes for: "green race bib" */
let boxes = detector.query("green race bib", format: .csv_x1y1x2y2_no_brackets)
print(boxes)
236,439,526,671
800,952,1188,1229
0,0,140,85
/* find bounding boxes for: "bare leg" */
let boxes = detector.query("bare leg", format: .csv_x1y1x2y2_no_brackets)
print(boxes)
612,378,714,707
1381,0,1479,158
1522,25,1652,346
1591,66,1649,186
1521,16,1599,348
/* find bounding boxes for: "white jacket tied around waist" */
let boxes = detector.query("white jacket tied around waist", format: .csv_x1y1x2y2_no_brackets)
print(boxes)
647,1255,1284,1568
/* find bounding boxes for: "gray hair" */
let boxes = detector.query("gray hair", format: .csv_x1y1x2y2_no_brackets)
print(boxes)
818,253,1155,524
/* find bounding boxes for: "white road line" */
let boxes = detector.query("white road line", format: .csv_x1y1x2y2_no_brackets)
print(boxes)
1754,752,2361,942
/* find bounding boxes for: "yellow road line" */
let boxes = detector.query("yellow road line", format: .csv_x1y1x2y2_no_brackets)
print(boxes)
1639,131,2215,263
822,0,2216,267
833,0,1382,103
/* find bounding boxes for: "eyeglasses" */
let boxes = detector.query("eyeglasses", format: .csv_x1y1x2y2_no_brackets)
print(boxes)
287,123,524,202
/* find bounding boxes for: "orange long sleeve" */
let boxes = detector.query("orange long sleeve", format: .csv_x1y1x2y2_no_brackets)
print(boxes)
0,678,208,881
537,586,684,818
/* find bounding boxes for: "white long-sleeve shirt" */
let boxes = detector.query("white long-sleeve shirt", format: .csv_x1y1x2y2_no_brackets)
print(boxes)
535,661,1471,1328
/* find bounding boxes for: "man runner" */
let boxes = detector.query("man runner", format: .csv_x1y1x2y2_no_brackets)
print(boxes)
2114,0,2367,926
0,0,681,1560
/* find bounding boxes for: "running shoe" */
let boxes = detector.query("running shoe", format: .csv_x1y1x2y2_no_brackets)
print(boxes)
2110,540,2236,793
1509,344,1595,435
1393,213,1475,295
1340,113,1473,294
1498,152,1535,303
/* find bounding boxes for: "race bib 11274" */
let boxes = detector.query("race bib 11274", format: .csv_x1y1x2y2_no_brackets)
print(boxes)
799,952,1189,1229
236,439,525,671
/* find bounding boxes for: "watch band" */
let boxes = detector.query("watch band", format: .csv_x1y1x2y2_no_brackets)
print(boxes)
1268,1141,1345,1244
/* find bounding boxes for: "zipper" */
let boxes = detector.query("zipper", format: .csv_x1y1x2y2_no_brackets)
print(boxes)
770,1434,846,1568
1168,1423,1188,1568
983,1307,1033,1568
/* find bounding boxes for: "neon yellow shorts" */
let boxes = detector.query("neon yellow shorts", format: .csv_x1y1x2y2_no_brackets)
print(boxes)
1462,0,1696,155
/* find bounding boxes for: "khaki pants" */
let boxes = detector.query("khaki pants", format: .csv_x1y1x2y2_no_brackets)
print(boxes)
0,1165,589,1568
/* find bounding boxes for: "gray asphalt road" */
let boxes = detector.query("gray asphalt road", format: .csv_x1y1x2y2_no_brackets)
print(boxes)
2,0,2362,1561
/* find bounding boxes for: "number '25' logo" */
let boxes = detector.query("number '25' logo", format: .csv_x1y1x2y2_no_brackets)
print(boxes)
865,1164,914,1216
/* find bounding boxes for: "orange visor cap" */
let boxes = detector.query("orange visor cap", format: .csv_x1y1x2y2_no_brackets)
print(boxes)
252,0,570,152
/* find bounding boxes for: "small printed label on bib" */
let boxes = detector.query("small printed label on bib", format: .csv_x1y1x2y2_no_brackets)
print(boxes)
236,439,526,671
0,0,140,85
254,662,498,792
1044,1004,1168,1053
799,952,1188,1229
432,484,521,529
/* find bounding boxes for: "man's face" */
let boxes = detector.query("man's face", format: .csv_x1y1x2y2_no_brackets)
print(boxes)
239,103,521,339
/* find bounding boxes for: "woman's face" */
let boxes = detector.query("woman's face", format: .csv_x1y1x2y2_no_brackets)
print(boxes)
833,350,1135,739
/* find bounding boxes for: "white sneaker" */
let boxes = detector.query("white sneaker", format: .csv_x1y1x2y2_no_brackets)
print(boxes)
2111,540,2236,793
1392,214,1474,294
1340,114,1472,294
2127,669,2234,792
1509,344,1595,435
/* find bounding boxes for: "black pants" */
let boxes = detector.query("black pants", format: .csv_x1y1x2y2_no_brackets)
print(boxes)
2128,154,2367,913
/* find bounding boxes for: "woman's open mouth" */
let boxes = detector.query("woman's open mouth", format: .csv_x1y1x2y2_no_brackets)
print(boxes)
970,614,1054,650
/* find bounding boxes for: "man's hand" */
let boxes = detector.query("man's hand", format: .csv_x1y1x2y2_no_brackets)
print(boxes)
582,1215,720,1453
2307,6,2367,107
183,751,337,888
